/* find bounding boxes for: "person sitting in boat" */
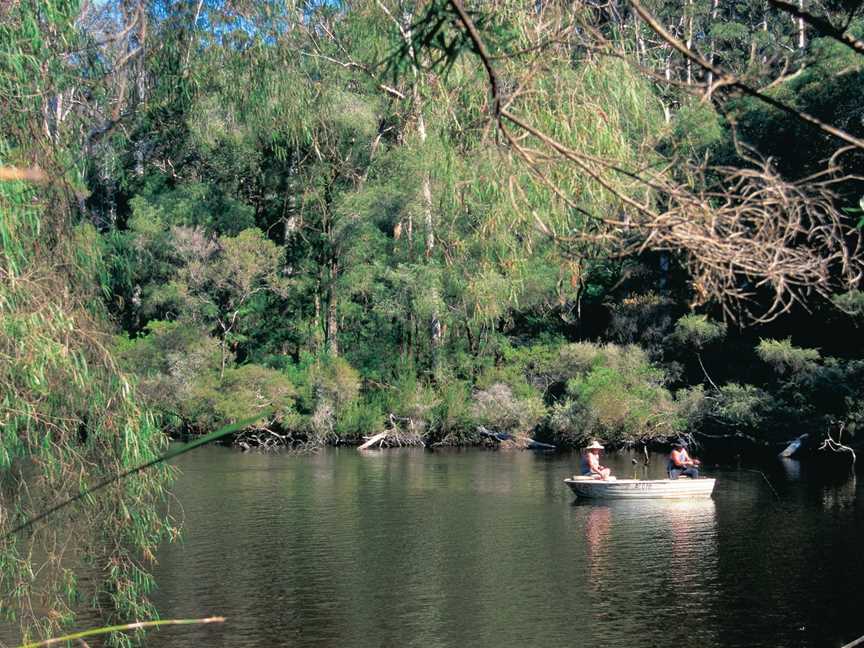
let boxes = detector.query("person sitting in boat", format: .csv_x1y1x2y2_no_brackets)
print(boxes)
581,440,612,480
668,439,701,479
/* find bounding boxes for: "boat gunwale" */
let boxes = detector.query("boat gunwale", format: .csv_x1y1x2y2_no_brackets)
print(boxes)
563,477,716,486
563,477,716,499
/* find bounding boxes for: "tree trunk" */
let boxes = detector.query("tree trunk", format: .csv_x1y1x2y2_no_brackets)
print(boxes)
685,0,694,85
417,109,434,256
312,289,324,354
325,260,339,356
707,0,719,87
283,150,300,272
634,11,646,64
797,0,806,49
219,321,229,379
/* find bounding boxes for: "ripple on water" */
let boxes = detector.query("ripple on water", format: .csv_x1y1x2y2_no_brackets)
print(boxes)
2,447,860,648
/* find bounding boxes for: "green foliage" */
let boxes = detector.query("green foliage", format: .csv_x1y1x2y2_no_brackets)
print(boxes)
307,355,362,442
429,378,475,441
832,290,864,318
671,314,728,350
711,383,775,429
548,344,685,446
1,170,174,645
0,0,182,635
188,365,299,432
670,101,724,154
757,338,821,377
15,0,864,643
607,293,679,357
118,321,302,436
129,183,256,236
472,383,546,435
334,397,385,441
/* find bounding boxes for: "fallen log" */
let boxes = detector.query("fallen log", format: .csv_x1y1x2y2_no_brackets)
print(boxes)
525,438,556,451
358,431,388,451
477,426,513,442
779,433,808,458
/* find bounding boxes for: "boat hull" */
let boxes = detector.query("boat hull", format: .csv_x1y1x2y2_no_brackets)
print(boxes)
564,477,716,500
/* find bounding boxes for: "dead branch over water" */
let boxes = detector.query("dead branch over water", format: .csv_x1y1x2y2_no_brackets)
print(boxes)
444,0,863,322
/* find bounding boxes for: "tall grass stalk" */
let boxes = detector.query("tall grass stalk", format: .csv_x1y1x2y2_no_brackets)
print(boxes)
16,616,226,648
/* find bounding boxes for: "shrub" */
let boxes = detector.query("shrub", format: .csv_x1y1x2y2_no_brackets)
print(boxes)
833,290,864,318
756,338,820,377
116,320,222,426
307,355,362,441
334,397,385,442
547,344,684,446
430,378,475,442
506,341,601,394
671,314,727,350
187,364,300,432
711,382,775,429
382,370,439,432
674,385,708,428
308,355,361,408
472,382,546,435
607,293,678,357
670,100,723,153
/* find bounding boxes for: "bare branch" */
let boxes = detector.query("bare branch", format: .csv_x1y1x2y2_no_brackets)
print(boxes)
629,0,864,151
768,0,864,56
438,0,864,322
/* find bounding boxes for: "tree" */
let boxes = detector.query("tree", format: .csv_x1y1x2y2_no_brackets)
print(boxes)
396,0,863,323
0,2,175,643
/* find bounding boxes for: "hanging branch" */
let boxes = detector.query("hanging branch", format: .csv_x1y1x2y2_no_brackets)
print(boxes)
2,413,270,539
628,0,864,151
17,617,226,648
767,0,864,57
438,0,863,323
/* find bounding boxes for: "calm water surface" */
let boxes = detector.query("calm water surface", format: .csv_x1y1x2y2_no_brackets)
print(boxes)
133,447,864,648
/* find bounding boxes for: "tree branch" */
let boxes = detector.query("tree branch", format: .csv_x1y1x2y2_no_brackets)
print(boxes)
768,0,864,56
629,0,864,151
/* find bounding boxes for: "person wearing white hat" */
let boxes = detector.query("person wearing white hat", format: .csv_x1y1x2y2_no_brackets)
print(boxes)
580,440,612,480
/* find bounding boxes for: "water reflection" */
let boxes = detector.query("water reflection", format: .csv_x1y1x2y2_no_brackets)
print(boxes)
572,497,720,642
779,457,802,480
584,505,610,593
3,448,864,648
822,473,857,510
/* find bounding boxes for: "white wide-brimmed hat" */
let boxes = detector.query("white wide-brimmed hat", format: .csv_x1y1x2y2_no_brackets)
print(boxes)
585,440,604,451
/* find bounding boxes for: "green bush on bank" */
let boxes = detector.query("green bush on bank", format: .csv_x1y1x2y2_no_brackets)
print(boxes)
472,383,546,436
671,314,727,350
710,382,776,430
547,344,686,447
117,323,864,451
756,338,821,377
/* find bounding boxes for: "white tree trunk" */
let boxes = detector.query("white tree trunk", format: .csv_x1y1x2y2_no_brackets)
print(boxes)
797,0,806,49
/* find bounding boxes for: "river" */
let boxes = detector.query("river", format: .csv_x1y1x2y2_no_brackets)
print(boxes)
128,446,863,648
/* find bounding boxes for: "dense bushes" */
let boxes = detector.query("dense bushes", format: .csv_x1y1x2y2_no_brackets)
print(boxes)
548,344,686,446
117,310,864,452
116,322,698,448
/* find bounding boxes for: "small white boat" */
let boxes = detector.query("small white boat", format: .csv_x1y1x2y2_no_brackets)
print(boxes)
564,476,716,500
